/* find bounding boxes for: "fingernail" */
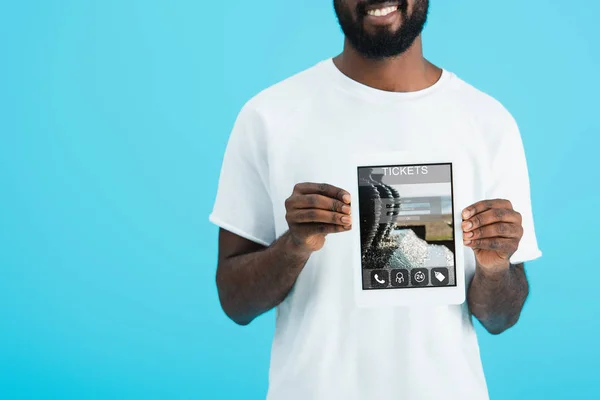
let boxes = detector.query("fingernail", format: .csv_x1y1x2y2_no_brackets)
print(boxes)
464,231,473,239
342,205,351,215
343,194,351,204
462,209,471,219
341,216,352,225
463,221,473,231
464,240,472,245
344,225,352,230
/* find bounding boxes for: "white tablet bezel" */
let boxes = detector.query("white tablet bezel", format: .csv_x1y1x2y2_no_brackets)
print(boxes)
349,151,466,308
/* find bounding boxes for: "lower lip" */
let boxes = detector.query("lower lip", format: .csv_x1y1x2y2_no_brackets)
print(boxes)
364,8,400,25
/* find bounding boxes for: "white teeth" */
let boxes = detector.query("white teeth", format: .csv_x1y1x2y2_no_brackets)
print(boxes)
367,6,398,17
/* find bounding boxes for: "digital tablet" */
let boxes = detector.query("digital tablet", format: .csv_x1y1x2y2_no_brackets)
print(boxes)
349,151,466,307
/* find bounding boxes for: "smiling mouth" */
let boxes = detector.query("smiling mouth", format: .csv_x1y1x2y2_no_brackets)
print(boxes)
365,4,400,17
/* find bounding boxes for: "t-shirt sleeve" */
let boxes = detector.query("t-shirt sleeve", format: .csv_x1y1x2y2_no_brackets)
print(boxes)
209,102,276,247
484,112,542,264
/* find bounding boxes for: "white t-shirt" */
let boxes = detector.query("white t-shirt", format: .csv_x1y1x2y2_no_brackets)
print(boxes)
209,58,542,400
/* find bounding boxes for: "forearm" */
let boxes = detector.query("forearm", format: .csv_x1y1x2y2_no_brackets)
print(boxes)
467,262,529,334
216,231,311,325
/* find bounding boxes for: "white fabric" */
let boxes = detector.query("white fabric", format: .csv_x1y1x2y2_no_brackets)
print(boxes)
209,58,542,400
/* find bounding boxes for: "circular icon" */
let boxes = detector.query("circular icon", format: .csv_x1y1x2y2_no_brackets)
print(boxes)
414,271,426,283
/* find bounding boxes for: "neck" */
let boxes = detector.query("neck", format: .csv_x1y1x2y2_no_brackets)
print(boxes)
332,36,442,93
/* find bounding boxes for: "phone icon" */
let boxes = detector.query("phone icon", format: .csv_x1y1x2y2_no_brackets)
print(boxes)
370,270,389,288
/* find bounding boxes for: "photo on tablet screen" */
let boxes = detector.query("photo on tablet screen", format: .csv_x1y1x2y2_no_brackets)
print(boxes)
357,163,457,290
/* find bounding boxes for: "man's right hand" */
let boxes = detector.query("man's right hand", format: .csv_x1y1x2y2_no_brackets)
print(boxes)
284,183,352,253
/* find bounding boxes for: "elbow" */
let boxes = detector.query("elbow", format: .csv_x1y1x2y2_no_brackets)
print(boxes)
482,313,521,335
223,300,254,326
218,292,254,326
233,317,252,326
216,273,253,326
485,326,508,335
225,310,252,326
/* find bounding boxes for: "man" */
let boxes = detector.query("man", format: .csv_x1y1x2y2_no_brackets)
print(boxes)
209,1,542,399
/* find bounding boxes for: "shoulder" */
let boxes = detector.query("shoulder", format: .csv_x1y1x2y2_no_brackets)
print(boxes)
453,75,512,115
239,60,328,124
442,73,522,155
446,75,517,129
449,75,520,147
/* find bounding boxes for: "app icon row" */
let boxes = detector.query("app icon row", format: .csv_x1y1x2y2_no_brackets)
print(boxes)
370,267,450,288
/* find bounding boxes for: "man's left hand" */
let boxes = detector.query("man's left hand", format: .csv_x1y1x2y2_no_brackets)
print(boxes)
461,199,523,272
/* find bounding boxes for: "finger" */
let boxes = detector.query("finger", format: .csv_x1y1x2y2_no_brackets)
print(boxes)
287,209,352,226
462,208,521,232
295,223,352,236
462,199,513,219
288,194,351,215
464,237,519,254
463,222,523,241
293,183,351,204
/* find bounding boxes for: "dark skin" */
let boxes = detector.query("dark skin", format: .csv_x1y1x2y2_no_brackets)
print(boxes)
462,200,528,334
216,0,529,333
216,184,352,326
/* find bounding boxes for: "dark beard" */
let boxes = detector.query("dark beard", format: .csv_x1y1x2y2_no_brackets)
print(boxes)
333,0,429,60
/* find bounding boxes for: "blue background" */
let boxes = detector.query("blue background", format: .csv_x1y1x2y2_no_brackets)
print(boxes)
1,0,598,399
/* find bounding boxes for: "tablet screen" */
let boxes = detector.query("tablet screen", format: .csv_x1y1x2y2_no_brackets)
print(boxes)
357,163,457,290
